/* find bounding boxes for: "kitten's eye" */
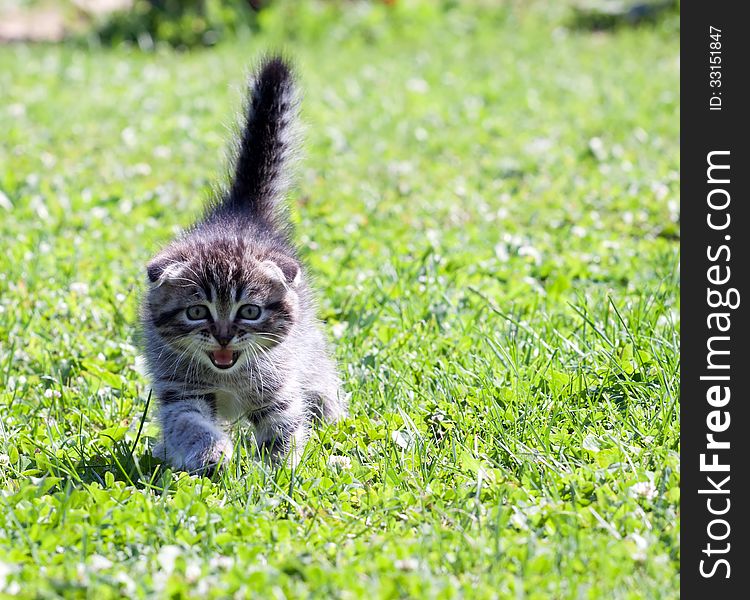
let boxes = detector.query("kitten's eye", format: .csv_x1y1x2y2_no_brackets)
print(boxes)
186,305,209,320
238,304,262,321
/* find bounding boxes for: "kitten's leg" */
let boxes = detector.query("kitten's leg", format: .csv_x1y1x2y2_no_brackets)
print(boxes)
155,394,232,474
305,354,347,423
251,397,310,468
308,387,347,423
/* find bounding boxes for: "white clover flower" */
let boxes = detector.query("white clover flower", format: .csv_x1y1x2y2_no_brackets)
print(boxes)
518,244,542,264
0,561,17,593
510,511,529,531
70,282,89,295
628,533,649,561
185,561,202,583
209,556,234,570
88,555,112,571
156,545,181,575
327,455,352,470
114,572,136,596
395,558,419,571
406,78,429,93
331,322,348,339
630,481,657,501
572,226,587,238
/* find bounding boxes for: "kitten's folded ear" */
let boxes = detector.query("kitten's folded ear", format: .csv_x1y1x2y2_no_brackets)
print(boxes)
261,257,301,287
147,256,184,285
146,260,164,283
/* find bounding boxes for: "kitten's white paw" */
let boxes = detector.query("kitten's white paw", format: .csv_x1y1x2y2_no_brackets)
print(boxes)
182,435,233,474
158,425,233,474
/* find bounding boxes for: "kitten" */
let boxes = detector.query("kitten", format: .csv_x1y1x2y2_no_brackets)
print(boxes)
141,56,346,473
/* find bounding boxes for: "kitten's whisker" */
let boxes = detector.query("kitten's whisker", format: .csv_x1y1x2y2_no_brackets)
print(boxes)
256,332,284,341
247,344,266,398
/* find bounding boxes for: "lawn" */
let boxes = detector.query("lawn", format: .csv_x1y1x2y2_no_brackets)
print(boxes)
0,1,680,597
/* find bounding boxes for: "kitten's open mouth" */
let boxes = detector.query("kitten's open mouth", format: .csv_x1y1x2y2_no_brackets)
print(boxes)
208,349,241,369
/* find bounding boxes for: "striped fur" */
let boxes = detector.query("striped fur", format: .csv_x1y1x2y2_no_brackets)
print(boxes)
141,56,346,474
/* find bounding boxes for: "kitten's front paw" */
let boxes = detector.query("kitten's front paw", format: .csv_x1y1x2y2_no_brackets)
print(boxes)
255,421,309,469
182,435,233,475
157,407,234,474
159,428,233,475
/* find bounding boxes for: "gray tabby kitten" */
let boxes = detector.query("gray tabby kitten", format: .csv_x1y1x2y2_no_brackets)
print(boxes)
141,56,346,473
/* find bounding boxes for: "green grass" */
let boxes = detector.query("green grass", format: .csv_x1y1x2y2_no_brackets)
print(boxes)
0,1,680,597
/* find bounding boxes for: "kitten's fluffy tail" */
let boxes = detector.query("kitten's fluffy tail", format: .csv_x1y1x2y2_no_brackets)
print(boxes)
227,55,299,222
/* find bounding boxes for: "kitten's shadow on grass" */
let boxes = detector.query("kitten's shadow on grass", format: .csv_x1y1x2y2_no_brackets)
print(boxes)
44,436,282,495
45,439,176,492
